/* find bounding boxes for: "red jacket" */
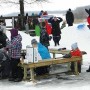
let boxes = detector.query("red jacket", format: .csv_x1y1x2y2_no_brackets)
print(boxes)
87,16,90,25
45,21,52,35
70,49,82,63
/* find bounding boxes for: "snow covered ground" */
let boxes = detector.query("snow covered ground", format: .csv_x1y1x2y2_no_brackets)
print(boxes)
1,23,90,90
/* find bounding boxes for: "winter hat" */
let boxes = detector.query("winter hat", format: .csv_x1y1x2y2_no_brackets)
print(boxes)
31,39,38,45
71,42,78,50
10,28,18,39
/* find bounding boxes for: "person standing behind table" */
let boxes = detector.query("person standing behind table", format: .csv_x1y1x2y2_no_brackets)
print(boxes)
48,16,63,46
40,22,50,49
66,8,74,26
7,28,23,82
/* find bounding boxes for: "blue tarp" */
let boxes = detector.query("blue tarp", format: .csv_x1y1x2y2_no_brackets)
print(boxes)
38,43,51,59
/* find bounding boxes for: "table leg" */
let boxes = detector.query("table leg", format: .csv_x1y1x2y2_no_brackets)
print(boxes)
74,62,79,75
30,68,35,82
68,62,71,71
23,66,27,80
53,53,55,58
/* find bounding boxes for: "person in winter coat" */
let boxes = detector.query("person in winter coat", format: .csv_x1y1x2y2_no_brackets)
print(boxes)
70,43,82,73
7,28,23,82
48,16,63,46
0,25,10,79
40,22,50,49
63,43,82,73
31,39,51,76
66,8,74,26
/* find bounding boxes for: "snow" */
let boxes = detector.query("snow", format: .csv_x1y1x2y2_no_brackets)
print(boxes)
1,23,90,90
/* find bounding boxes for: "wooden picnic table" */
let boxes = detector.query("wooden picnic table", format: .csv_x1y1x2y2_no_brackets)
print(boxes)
49,48,87,58
21,48,86,59
49,48,70,58
20,56,82,82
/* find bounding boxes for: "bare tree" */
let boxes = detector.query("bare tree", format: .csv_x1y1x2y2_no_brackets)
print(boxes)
0,0,48,15
0,0,48,30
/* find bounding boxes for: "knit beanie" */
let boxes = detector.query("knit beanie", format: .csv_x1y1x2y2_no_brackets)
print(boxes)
31,39,38,45
10,28,18,39
71,42,78,50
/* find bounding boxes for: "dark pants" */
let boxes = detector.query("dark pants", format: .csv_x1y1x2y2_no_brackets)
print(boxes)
71,62,81,73
35,66,49,76
0,60,10,78
53,35,61,46
9,58,23,79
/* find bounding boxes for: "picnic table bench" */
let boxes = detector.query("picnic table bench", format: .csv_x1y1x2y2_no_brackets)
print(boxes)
20,56,82,82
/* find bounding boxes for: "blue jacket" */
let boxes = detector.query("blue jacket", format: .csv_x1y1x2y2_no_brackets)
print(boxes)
38,43,51,59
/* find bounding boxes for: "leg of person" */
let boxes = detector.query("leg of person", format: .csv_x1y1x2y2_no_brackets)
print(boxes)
53,36,57,46
9,59,16,81
13,58,23,82
9,58,20,81
14,66,23,82
78,62,81,73
86,65,90,72
1,60,10,79
71,62,75,72
57,35,61,45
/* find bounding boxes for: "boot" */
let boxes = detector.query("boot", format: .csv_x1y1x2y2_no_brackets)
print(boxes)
86,66,90,72
57,42,60,45
55,42,57,46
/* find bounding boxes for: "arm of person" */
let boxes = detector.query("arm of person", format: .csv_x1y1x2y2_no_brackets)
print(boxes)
85,9,89,15
58,17,63,22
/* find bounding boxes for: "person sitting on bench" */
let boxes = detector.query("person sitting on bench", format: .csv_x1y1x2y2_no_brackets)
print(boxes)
70,42,82,73
63,42,82,73
31,39,51,76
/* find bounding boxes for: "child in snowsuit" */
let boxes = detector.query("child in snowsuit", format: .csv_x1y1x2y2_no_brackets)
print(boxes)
70,43,82,73
63,43,82,73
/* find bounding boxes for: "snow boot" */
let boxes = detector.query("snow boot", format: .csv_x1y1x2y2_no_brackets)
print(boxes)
87,25,90,29
86,66,90,72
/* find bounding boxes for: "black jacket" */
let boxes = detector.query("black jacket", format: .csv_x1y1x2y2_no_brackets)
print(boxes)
40,28,50,47
0,32,7,49
48,17,63,36
66,10,74,24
